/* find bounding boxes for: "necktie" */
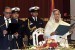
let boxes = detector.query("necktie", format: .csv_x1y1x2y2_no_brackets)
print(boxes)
36,17,37,21
7,19,9,28
35,17,37,21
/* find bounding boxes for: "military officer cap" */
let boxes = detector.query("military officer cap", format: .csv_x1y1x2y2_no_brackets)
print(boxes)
29,6,40,12
11,7,20,13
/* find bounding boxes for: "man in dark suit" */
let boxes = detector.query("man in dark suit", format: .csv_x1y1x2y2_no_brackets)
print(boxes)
24,6,44,45
11,7,24,49
0,6,17,49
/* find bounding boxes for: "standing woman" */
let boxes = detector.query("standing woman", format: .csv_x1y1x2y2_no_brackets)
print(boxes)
44,9,70,47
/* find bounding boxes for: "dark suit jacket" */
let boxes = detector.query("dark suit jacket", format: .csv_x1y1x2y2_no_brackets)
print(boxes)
0,16,17,37
24,17,44,36
16,19,25,37
10,19,24,49
0,16,17,49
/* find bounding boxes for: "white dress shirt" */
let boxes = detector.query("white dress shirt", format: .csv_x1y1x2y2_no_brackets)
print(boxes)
4,16,11,28
32,16,37,21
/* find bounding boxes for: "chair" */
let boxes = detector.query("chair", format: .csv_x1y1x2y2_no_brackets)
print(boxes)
32,28,44,46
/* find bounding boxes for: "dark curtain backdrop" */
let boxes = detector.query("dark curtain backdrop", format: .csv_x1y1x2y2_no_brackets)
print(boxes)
0,0,70,18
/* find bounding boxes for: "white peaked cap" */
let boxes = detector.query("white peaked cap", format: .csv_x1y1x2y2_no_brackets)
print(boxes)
11,7,20,11
29,6,40,11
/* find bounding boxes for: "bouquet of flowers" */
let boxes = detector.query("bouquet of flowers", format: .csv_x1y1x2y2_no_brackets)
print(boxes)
43,38,58,48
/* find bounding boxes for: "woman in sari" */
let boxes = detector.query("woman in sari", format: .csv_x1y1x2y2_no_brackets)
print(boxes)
44,9,70,47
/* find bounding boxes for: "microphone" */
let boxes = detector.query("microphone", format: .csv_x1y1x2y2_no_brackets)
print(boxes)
59,36,67,40
59,37,62,38
8,35,14,41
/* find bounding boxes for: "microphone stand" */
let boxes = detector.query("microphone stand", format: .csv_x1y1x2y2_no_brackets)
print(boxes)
59,36,68,48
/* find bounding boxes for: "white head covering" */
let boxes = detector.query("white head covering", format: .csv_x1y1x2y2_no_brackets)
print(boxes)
49,9,62,23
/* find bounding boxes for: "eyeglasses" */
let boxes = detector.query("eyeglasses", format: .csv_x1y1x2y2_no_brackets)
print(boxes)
4,12,11,14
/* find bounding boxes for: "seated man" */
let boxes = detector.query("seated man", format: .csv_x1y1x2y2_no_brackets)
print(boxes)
11,7,24,49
